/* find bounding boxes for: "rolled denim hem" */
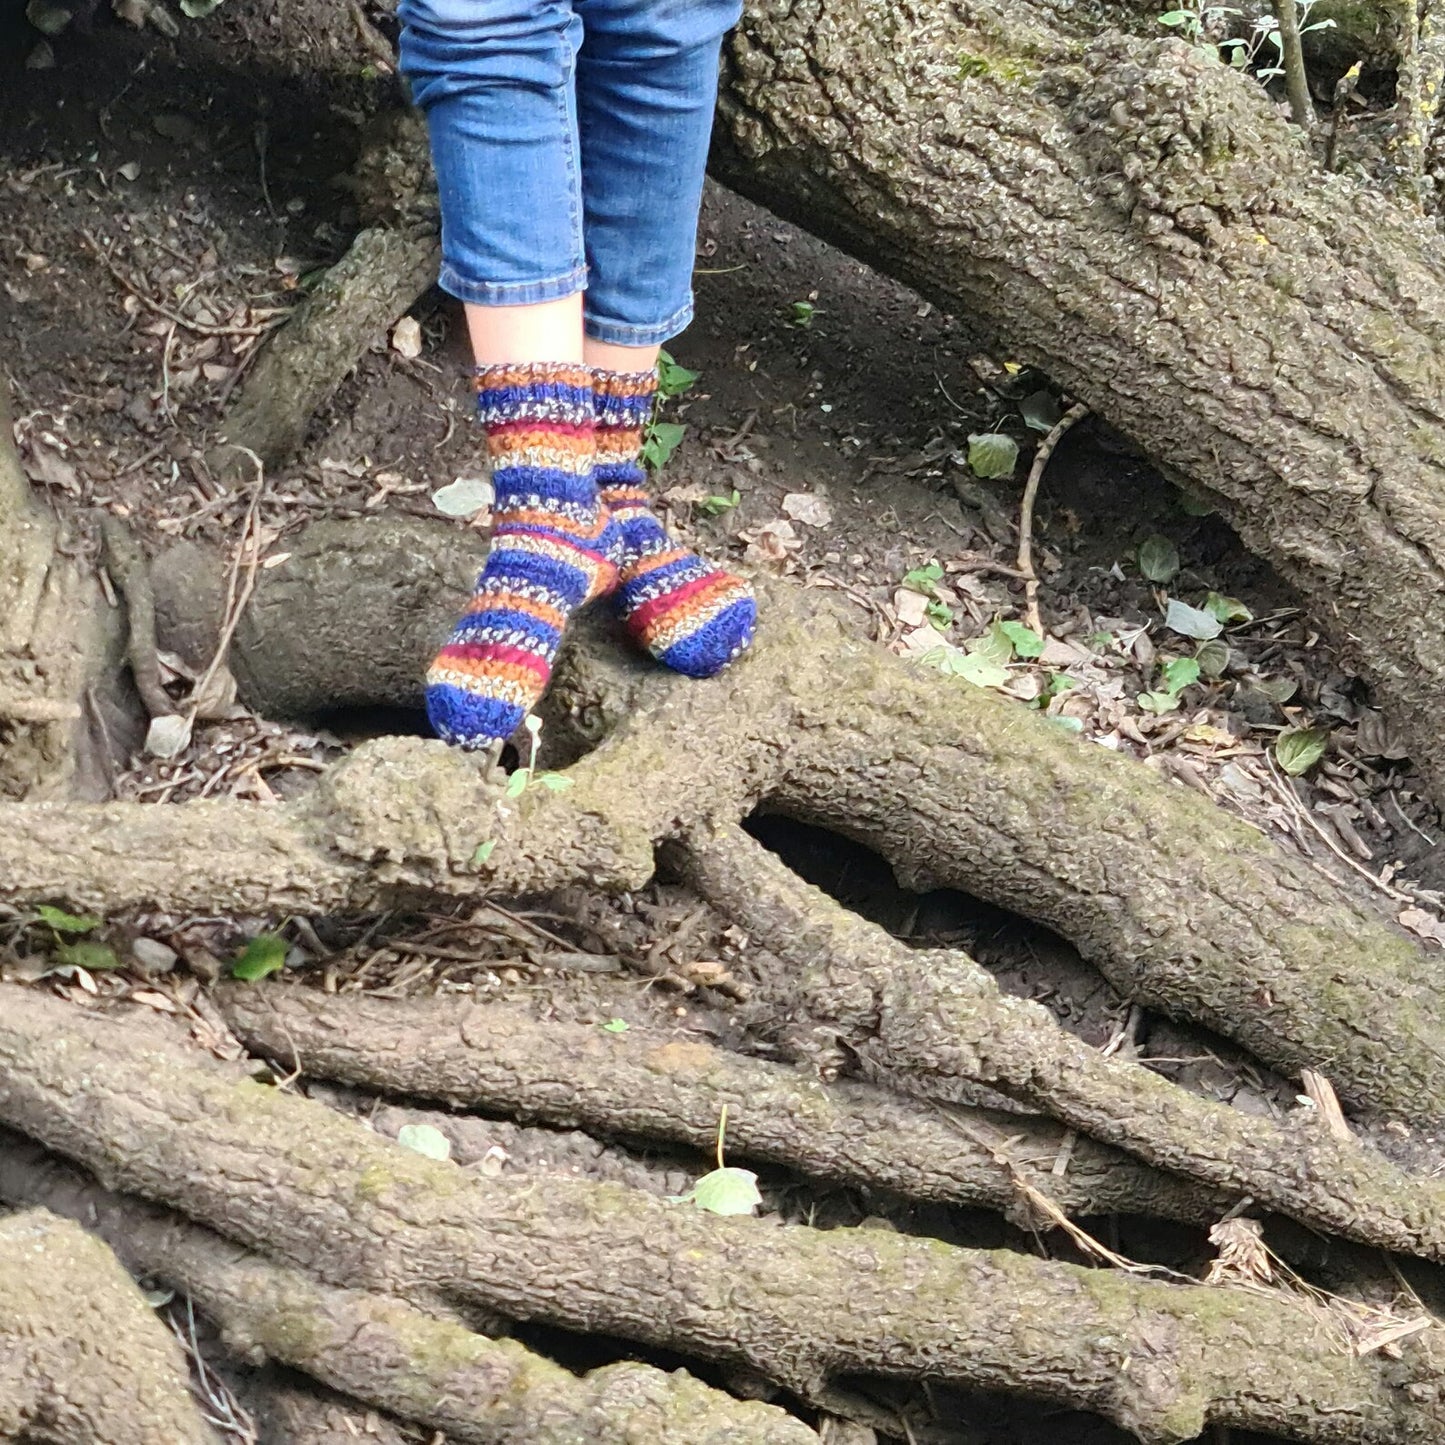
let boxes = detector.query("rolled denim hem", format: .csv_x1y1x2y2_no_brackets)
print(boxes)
583,297,694,348
440,262,589,308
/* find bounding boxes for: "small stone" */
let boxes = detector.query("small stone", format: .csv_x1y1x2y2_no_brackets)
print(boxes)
132,937,179,976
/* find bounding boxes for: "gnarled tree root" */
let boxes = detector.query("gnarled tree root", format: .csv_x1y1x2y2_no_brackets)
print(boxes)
0,1132,813,1445
0,1206,215,1445
217,982,1228,1226
675,822,1445,1262
22,527,1445,1133
1,990,1443,1445
206,227,440,480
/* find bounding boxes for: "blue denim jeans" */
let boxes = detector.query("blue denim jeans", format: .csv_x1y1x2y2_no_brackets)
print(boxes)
397,0,741,347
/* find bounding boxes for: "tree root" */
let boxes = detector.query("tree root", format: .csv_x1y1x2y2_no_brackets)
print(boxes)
46,526,1445,1132
3,990,1445,1443
207,227,440,480
0,1131,814,1445
0,388,138,800
0,1205,215,1445
675,821,1445,1261
216,983,1228,1227
712,1,1445,805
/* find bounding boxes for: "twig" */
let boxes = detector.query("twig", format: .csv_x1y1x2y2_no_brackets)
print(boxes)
82,230,289,339
1016,401,1087,635
189,453,266,728
1272,0,1315,130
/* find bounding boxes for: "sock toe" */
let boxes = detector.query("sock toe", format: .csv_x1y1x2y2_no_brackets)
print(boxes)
656,591,757,678
425,681,527,748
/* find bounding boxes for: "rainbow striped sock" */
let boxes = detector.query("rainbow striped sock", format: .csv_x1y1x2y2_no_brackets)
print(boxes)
593,368,755,678
426,362,618,748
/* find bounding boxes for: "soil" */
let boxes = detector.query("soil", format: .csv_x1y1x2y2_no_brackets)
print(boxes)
0,5,1438,1443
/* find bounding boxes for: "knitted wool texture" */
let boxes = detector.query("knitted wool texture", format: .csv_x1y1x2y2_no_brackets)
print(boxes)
593,368,755,677
426,362,618,747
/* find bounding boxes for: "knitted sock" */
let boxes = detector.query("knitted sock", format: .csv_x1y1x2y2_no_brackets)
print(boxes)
425,362,618,748
592,368,755,678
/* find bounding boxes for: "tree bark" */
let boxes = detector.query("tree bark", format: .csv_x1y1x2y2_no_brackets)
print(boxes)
57,526,1445,1132
0,1133,812,1445
712,0,1445,803
2,989,1443,1445
0,1208,216,1445
217,984,1229,1227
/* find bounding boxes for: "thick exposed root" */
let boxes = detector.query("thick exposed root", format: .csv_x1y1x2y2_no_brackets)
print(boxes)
0,1133,812,1445
0,990,1441,1445
0,390,137,800
20,525,1445,1132
677,823,1445,1261
217,983,1227,1226
207,227,440,480
0,1206,215,1445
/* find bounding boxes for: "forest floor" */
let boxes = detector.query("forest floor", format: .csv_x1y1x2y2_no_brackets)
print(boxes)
4,5,1445,1443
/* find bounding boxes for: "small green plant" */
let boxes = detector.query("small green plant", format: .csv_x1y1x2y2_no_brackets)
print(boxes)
642,350,698,475
787,299,816,328
670,1106,762,1217
1138,656,1202,714
901,562,947,595
503,716,573,799
699,489,741,517
1157,0,1333,77
28,905,119,973
1275,725,1329,775
232,933,287,981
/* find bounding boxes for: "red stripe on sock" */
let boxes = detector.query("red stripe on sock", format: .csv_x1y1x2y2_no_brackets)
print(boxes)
439,642,552,684
488,418,593,444
627,571,729,636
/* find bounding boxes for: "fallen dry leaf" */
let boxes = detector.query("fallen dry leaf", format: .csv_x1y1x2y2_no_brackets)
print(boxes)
781,491,833,528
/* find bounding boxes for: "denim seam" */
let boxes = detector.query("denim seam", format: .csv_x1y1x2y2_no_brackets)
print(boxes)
584,295,695,347
440,262,589,308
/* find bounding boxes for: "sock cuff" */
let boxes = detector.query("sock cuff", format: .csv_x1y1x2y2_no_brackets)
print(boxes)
474,362,593,428
592,367,658,429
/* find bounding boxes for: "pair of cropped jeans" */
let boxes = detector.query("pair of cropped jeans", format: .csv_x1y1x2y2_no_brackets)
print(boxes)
397,0,742,347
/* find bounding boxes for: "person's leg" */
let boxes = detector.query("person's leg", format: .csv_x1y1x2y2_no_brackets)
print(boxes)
398,0,615,745
573,0,755,677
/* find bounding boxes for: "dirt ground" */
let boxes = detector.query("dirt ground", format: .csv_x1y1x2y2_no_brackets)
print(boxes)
1,5,1441,1443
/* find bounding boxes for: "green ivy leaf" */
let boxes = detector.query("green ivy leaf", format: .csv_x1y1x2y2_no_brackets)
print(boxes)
1160,657,1201,693
600,1018,630,1033
642,421,687,472
656,350,700,398
1137,536,1180,584
504,770,530,799
232,934,288,982
973,625,1016,667
956,650,1011,688
997,620,1044,658
1018,389,1062,433
966,432,1019,480
395,1124,451,1161
471,840,497,866
35,904,100,935
1275,726,1329,776
1204,592,1253,624
1195,639,1231,677
1137,690,1182,714
678,1166,762,1217
534,772,573,792
53,939,120,971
